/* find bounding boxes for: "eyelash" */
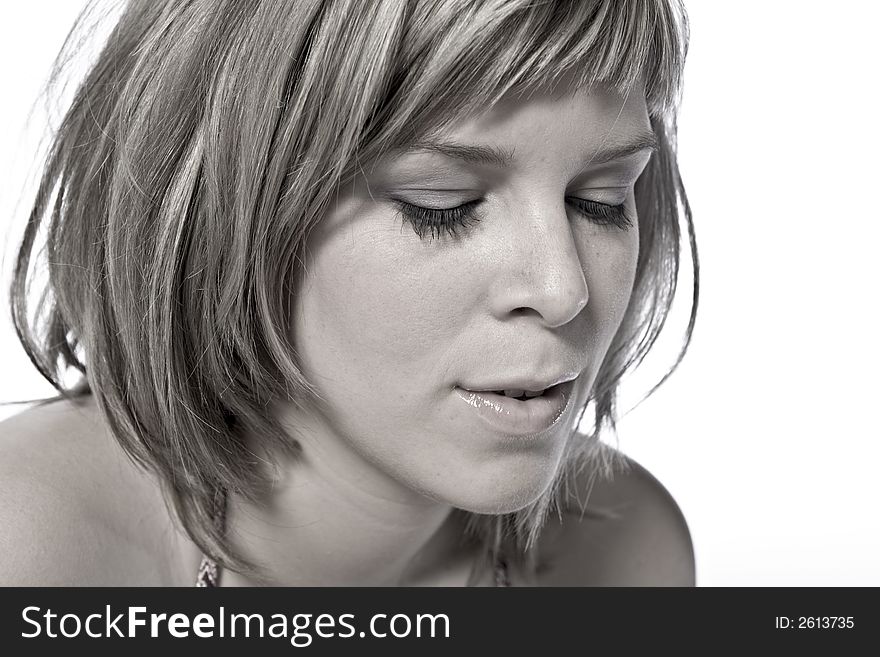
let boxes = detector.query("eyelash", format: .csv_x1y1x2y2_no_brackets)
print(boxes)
393,200,483,241
394,197,634,241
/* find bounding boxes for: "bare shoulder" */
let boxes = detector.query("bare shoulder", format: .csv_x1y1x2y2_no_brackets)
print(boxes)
0,396,189,585
535,446,696,586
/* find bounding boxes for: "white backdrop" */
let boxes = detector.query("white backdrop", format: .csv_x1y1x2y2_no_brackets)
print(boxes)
1,2,878,586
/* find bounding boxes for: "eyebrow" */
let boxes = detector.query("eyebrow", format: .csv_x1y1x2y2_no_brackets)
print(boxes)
404,131,658,169
584,131,659,165
405,139,516,168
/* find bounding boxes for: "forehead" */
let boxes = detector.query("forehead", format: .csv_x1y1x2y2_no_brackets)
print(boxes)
474,80,645,129
419,81,652,163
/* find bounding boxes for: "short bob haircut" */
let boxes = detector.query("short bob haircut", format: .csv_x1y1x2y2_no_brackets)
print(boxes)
10,0,696,582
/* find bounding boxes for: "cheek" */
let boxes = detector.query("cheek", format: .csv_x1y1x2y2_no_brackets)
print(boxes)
578,224,640,348
563,224,638,414
292,216,465,400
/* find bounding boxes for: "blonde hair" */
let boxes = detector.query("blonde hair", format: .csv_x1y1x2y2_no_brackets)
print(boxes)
9,0,696,581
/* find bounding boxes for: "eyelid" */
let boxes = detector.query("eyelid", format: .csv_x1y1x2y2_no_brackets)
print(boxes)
392,198,482,212
388,191,482,209
567,186,631,205
568,185,631,194
388,187,479,193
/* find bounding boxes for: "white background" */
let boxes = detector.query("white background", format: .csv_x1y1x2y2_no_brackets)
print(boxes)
1,2,878,585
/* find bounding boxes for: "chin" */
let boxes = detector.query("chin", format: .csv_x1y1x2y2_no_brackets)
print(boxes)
423,457,561,515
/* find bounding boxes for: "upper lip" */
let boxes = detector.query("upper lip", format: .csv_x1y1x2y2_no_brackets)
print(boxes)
459,372,580,392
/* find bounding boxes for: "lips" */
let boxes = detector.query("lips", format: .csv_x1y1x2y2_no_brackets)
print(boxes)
461,373,580,396
488,388,548,401
453,378,576,438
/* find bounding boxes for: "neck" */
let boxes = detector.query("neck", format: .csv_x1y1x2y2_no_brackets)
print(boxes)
221,404,477,586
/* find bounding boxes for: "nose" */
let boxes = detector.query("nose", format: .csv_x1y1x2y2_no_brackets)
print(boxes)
487,200,589,328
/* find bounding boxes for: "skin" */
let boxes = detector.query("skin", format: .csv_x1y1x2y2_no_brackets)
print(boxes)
0,395,695,585
224,80,655,585
0,79,695,586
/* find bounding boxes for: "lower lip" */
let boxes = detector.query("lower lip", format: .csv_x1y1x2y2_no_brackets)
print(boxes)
453,380,575,438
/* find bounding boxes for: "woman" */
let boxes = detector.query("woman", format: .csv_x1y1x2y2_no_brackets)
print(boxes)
0,0,697,586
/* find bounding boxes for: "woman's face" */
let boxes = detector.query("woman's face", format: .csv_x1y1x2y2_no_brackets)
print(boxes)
289,82,654,513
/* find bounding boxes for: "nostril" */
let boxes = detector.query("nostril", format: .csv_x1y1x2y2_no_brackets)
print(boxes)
511,307,539,318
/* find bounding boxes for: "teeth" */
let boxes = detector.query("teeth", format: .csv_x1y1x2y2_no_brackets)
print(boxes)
524,389,544,397
503,389,524,398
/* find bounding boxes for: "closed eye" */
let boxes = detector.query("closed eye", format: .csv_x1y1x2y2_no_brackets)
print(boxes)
565,197,633,230
392,199,483,240
394,195,634,241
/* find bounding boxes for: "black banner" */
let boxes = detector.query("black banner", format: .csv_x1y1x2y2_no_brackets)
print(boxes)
0,587,875,654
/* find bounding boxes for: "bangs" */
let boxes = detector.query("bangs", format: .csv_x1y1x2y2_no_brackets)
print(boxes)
367,0,688,153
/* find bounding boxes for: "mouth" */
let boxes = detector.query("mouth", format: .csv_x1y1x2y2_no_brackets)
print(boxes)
459,372,579,397
473,383,560,402
453,378,577,438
